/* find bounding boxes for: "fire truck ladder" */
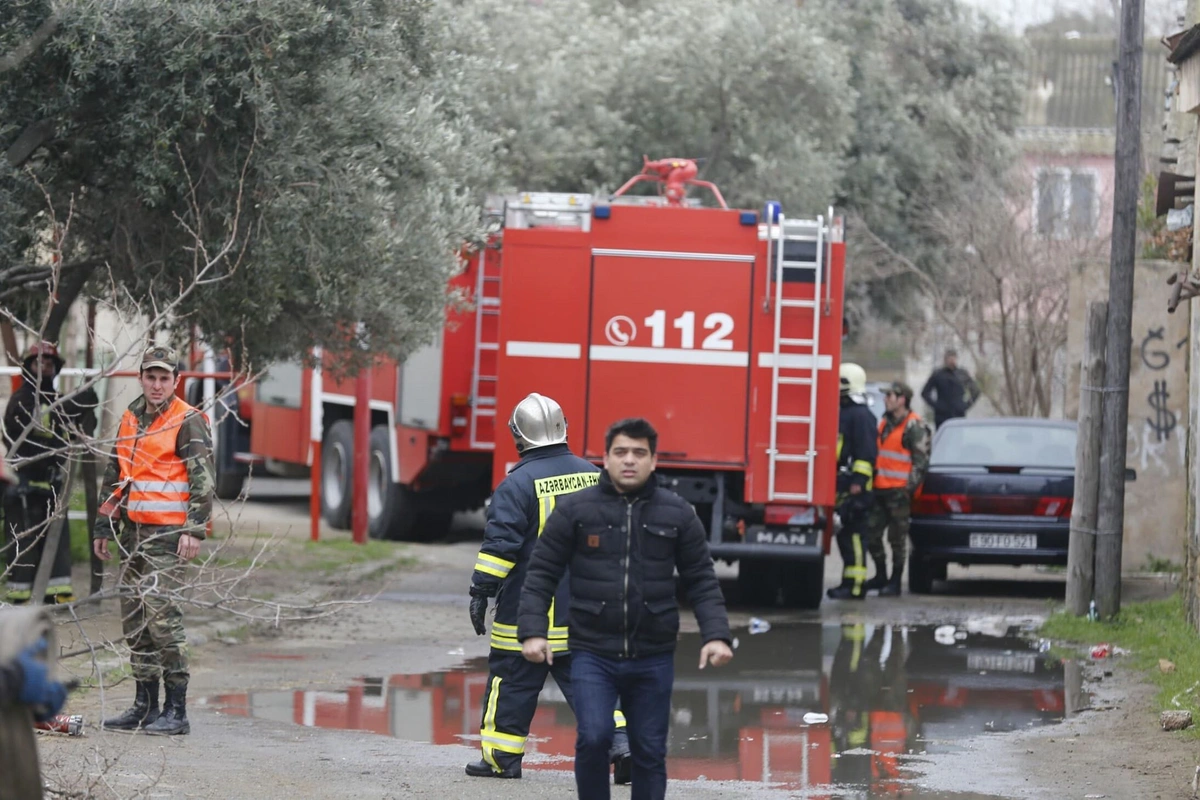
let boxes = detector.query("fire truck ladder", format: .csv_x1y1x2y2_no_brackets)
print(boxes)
767,213,826,502
469,246,502,449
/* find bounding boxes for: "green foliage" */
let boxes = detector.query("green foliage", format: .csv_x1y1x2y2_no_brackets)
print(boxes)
1041,595,1200,730
2,0,491,368
2,0,1024,358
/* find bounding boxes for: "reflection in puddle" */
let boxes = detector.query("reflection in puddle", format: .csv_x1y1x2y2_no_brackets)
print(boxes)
208,622,1085,797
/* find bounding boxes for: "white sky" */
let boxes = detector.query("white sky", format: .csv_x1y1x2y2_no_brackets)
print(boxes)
957,0,1188,37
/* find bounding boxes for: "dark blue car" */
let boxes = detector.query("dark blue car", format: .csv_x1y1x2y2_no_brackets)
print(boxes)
907,417,1076,594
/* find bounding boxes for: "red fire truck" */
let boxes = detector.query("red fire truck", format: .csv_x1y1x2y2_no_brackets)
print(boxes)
222,159,846,607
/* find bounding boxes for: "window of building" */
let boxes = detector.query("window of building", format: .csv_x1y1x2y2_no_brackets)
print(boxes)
1034,168,1099,239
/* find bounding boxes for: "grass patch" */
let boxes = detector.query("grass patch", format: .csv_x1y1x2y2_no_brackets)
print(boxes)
1143,556,1184,574
298,539,415,573
69,519,90,564
1040,593,1200,733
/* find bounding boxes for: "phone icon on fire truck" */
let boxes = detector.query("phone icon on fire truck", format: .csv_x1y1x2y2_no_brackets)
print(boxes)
605,315,637,347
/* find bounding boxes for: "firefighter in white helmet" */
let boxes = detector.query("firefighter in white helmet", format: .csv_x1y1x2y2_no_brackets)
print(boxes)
466,393,631,782
827,363,878,600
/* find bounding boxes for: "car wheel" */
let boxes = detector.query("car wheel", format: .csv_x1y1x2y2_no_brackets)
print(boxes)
908,554,936,595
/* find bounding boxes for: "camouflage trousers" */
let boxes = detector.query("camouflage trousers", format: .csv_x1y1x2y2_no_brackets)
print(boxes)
867,489,911,565
117,526,189,688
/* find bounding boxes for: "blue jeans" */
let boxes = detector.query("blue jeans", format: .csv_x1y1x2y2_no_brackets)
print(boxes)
571,650,674,800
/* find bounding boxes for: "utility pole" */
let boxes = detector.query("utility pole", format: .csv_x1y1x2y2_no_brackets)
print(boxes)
1067,301,1107,616
1095,0,1144,620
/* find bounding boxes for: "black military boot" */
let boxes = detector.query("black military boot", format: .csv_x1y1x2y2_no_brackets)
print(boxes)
144,682,190,735
101,680,160,731
863,556,889,592
465,759,522,779
879,562,904,597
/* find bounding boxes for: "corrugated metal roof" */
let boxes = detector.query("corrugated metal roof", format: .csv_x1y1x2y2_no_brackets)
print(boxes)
1019,35,1172,132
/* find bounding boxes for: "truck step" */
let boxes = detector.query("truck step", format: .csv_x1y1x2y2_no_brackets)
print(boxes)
769,491,813,502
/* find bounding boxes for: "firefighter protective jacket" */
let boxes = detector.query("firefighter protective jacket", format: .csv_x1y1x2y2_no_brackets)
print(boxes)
517,471,732,660
837,399,878,494
471,443,599,655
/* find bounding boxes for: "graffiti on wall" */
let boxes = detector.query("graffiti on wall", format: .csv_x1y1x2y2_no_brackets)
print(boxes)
1128,328,1187,476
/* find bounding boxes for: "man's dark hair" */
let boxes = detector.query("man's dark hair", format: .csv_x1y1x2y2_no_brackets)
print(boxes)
604,417,658,455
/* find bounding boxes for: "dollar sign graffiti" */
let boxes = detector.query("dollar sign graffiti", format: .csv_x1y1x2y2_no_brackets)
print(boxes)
1147,380,1176,442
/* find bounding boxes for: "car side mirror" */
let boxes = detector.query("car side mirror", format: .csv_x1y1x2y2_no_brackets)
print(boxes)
1125,468,1137,482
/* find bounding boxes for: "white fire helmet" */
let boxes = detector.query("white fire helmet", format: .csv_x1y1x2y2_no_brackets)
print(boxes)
509,393,568,454
839,362,867,403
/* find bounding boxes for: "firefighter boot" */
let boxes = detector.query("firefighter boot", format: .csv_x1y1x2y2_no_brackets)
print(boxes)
144,682,190,735
465,760,522,779
611,727,632,785
879,561,904,597
863,555,889,593
826,582,867,600
101,680,160,731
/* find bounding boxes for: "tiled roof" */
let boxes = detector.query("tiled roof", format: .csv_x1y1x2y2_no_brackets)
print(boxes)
1020,35,1172,132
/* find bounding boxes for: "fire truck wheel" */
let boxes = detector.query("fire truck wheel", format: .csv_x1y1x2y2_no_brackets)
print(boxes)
782,559,825,610
320,420,355,529
215,470,245,501
736,560,778,606
382,487,453,542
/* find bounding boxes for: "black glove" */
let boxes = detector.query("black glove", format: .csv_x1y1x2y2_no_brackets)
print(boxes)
469,584,496,636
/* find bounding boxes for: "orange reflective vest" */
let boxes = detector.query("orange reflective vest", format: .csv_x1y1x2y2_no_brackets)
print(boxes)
113,397,201,526
875,411,920,491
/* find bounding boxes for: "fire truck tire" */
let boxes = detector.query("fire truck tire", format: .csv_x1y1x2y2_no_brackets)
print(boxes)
215,470,244,500
736,560,777,606
782,558,825,610
320,420,355,530
382,488,453,542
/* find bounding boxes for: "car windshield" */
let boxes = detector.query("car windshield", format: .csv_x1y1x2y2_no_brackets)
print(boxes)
931,423,1076,468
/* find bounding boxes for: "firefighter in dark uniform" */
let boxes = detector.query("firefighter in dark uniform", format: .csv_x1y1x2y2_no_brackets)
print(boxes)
466,393,631,781
827,363,878,600
2,342,94,604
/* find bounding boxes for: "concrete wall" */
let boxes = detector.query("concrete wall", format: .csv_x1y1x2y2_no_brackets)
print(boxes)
1067,258,1190,571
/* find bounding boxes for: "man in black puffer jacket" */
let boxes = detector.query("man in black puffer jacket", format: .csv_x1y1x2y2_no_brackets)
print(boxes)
518,417,733,800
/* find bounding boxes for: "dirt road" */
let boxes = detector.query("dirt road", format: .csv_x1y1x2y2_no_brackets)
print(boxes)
33,479,1198,799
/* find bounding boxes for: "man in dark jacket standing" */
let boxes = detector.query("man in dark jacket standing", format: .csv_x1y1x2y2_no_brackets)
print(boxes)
2,342,93,605
466,393,630,782
519,417,733,800
920,348,980,428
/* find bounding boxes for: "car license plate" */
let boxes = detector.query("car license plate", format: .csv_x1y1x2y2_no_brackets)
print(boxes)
969,533,1036,550
967,652,1036,673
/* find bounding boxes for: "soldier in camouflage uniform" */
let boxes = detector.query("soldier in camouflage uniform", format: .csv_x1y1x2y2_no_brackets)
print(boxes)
866,382,930,597
93,345,213,736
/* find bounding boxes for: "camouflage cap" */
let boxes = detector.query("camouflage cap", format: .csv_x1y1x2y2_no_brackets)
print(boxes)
888,381,914,403
141,344,178,373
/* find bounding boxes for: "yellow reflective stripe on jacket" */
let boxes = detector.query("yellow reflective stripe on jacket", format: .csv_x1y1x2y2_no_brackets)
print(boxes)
851,459,874,477
474,551,515,579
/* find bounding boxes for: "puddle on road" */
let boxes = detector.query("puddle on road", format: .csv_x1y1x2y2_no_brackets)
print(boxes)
207,621,1086,798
